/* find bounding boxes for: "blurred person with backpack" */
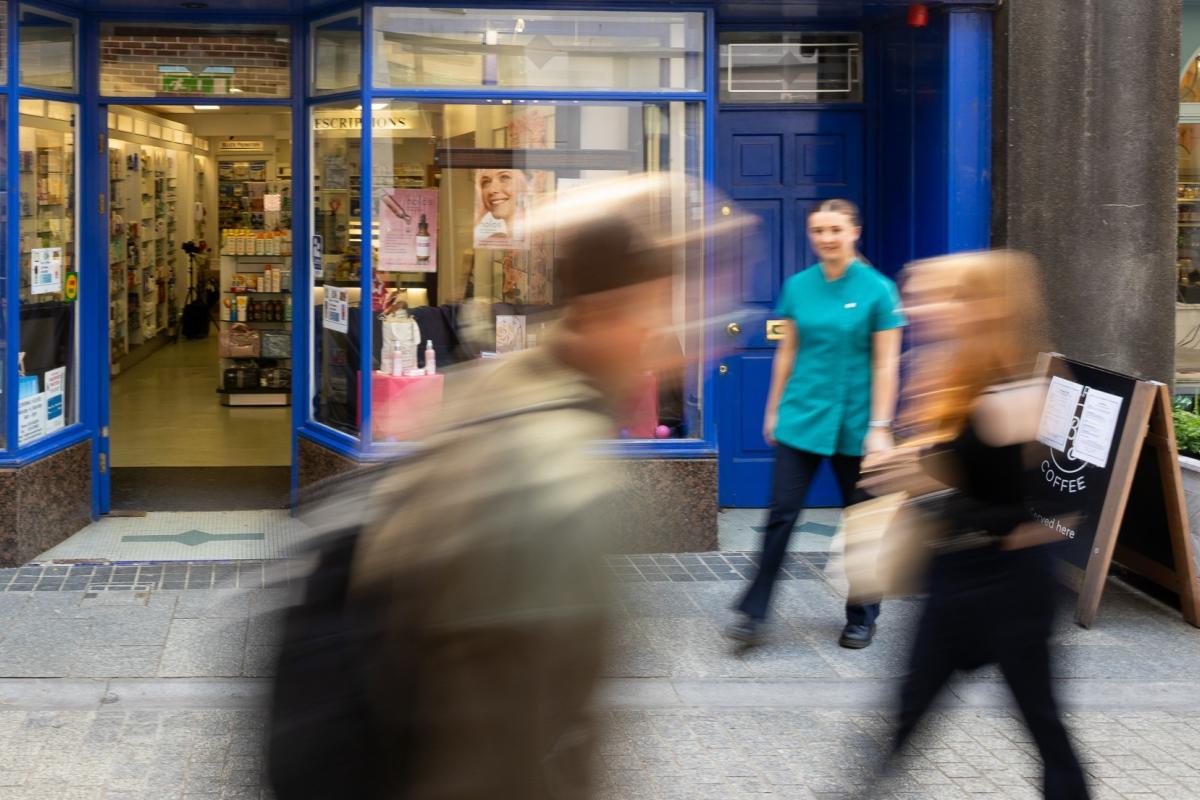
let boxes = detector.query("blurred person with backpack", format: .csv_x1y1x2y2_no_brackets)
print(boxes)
269,174,744,800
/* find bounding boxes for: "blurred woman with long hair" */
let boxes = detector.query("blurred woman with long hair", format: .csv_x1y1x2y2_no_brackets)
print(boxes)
876,250,1090,799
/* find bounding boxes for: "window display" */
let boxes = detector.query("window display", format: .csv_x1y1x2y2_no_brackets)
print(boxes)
358,99,705,442
18,99,78,446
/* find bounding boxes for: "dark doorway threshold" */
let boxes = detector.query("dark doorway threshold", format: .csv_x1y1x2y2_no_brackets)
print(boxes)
110,467,291,512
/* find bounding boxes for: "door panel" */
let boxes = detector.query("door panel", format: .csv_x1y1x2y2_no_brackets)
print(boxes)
717,109,864,507
737,199,781,306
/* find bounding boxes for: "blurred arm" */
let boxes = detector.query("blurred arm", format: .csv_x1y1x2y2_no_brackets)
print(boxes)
870,328,901,427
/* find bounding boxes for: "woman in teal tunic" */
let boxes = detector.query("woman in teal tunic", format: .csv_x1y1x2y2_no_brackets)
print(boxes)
729,199,905,649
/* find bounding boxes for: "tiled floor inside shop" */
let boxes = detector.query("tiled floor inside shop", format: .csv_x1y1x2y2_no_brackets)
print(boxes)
109,336,291,468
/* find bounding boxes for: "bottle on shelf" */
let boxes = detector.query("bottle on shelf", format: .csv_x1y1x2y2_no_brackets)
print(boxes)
425,340,436,376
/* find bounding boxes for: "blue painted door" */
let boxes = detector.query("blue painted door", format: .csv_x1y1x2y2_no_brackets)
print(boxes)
717,109,865,507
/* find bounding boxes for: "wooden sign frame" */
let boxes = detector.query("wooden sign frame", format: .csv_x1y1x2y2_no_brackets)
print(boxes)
1036,354,1200,628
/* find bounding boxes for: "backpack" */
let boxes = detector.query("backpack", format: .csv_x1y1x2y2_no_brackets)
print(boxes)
181,287,209,339
266,397,599,800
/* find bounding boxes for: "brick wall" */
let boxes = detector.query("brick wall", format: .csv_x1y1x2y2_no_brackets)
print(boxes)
100,30,290,98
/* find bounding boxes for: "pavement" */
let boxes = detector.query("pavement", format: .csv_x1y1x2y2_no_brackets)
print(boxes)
0,513,1198,799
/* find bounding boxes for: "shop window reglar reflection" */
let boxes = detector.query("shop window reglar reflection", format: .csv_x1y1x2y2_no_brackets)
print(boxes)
372,8,704,92
312,105,363,435
368,100,705,443
18,100,78,446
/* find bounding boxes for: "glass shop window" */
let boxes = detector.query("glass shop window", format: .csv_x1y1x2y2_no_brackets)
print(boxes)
20,6,77,92
356,100,705,444
312,11,362,96
99,22,291,99
17,99,79,446
372,7,704,92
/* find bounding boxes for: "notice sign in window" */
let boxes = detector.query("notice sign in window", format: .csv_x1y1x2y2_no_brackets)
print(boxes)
324,286,349,334
31,247,63,295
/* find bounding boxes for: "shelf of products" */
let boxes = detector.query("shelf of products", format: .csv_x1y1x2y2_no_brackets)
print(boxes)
216,156,293,407
108,126,196,373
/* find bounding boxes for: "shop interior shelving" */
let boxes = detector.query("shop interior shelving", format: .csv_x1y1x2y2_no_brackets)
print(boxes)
108,114,196,376
216,155,293,407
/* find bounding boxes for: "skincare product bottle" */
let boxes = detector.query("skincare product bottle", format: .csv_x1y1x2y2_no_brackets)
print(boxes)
424,340,436,375
415,214,431,264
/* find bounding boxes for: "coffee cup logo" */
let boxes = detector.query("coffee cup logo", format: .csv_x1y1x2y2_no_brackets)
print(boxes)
1042,386,1089,494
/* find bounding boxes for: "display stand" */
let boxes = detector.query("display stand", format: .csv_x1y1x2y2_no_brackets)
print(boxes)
215,152,293,407
1031,353,1200,628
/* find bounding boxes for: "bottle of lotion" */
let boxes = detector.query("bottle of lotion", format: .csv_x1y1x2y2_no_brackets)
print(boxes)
425,340,436,375
415,214,431,264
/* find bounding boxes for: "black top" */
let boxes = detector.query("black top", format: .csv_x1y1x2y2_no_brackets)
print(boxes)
919,383,1069,539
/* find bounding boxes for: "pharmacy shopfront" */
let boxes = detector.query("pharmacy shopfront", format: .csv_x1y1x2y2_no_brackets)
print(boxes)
0,0,995,562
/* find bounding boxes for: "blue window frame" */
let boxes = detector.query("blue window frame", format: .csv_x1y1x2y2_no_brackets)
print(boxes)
2,0,90,468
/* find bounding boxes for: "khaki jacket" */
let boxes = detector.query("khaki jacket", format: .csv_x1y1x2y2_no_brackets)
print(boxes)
351,347,618,800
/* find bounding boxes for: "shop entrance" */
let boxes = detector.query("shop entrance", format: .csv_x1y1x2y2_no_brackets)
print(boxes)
102,105,294,511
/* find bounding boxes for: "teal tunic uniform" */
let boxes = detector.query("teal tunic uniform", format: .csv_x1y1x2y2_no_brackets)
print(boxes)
774,260,906,457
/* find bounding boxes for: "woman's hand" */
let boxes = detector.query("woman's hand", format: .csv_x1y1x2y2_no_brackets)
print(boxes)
763,409,778,447
864,427,894,457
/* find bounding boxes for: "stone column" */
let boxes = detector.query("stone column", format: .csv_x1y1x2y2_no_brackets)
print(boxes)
993,0,1180,382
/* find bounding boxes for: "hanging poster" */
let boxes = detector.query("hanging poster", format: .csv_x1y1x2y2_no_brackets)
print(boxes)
378,189,438,272
43,367,65,434
31,247,63,295
473,168,530,250
324,286,349,334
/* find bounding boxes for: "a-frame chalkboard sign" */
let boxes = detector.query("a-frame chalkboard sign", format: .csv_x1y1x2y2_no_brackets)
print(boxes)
1030,354,1200,628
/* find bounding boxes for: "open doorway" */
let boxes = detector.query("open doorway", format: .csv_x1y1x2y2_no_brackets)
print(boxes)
106,105,293,511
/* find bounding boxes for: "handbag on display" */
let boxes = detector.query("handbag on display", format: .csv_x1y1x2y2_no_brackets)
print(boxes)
261,330,292,359
223,366,261,390
262,368,292,389
220,323,261,358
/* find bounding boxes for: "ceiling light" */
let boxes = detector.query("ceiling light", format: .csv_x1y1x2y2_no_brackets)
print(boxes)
193,105,221,111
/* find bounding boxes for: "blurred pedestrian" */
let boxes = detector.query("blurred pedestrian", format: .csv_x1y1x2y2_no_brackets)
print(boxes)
344,175,737,800
728,199,905,649
869,250,1090,799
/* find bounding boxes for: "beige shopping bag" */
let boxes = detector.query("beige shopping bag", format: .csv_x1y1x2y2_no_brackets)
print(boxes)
840,491,940,601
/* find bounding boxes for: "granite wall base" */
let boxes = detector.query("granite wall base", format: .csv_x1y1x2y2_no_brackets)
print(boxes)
297,438,718,552
0,441,93,567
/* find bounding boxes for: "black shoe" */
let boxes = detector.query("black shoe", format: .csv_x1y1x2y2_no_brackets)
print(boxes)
725,616,765,646
839,623,876,649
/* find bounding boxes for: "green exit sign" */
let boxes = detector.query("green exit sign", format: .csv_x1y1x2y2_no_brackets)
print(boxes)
162,75,217,94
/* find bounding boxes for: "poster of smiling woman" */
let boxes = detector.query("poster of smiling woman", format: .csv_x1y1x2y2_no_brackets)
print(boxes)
473,168,530,250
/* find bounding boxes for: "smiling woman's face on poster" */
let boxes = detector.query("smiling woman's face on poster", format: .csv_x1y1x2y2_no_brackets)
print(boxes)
474,168,529,249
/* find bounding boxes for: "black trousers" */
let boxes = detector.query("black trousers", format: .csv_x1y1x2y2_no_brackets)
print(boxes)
737,444,881,625
891,548,1090,799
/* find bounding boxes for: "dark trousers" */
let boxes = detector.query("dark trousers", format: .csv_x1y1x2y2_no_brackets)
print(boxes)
737,444,881,625
891,552,1090,799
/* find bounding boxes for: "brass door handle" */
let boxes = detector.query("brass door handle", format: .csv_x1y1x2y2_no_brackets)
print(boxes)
726,322,741,337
